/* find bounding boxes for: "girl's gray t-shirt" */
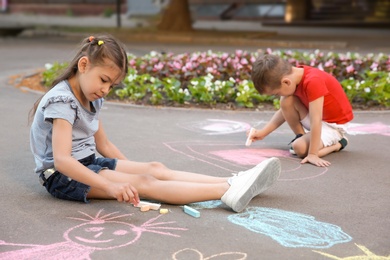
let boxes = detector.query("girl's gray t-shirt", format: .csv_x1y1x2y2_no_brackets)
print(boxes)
30,80,103,174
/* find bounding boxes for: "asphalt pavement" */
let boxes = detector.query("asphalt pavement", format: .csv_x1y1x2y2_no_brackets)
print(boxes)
0,16,389,259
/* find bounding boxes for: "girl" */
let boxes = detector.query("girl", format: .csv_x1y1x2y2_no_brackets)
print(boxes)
29,35,281,213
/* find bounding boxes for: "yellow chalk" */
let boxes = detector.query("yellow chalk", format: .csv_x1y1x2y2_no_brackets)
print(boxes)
140,205,150,212
160,208,169,214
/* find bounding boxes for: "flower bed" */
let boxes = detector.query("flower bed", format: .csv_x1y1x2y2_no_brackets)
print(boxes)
42,48,390,110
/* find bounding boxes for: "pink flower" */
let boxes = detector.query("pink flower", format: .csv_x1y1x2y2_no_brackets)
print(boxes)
235,50,243,57
250,56,256,63
266,48,273,54
240,58,248,65
185,62,193,70
346,64,355,73
221,53,229,60
325,60,333,67
172,61,182,70
153,62,164,71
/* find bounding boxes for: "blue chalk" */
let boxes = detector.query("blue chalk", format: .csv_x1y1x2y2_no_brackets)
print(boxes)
183,205,200,218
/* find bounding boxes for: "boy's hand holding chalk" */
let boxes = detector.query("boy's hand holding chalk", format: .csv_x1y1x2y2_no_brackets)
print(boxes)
245,127,256,146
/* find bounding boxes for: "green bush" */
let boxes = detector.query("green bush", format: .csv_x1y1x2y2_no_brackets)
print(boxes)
42,49,390,109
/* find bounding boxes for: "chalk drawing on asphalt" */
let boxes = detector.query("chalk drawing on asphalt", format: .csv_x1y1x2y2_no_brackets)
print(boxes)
172,248,247,260
176,119,252,135
178,118,390,137
0,209,187,259
228,207,352,249
163,141,328,181
347,122,390,136
313,243,390,259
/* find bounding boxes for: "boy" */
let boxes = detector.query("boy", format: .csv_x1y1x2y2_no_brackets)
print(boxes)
248,54,353,167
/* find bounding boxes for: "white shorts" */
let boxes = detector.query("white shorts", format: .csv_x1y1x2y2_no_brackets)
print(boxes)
300,115,349,147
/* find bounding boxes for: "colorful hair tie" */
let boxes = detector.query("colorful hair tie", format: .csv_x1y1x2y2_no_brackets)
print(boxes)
88,36,95,42
98,40,104,46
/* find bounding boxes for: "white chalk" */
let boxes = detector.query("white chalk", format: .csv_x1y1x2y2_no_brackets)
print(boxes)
245,127,256,146
134,201,161,210
183,205,200,218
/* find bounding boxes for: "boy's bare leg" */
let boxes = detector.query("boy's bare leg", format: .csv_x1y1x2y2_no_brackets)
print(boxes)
280,95,307,135
293,133,344,158
318,142,343,157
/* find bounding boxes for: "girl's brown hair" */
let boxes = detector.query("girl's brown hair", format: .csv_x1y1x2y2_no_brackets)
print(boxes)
251,54,292,94
29,34,128,121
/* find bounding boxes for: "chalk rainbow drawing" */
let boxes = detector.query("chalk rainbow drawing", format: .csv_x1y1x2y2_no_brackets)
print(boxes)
172,248,247,260
228,207,352,249
313,243,390,259
0,209,187,259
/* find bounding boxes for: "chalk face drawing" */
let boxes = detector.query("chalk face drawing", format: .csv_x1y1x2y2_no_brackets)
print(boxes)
228,207,352,249
172,248,247,260
176,119,251,135
163,141,328,181
0,209,187,259
313,243,390,259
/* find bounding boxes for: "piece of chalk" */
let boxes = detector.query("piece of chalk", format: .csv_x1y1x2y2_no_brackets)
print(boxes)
134,201,161,210
140,205,150,212
183,205,200,218
245,127,256,147
159,208,169,214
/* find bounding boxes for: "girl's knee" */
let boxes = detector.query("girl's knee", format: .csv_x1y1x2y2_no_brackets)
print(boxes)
147,161,171,179
148,161,167,171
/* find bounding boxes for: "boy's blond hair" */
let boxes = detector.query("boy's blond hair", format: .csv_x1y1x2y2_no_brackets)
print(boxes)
251,54,292,94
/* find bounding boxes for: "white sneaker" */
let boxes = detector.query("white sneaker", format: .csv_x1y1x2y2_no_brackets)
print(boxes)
222,157,281,213
289,147,297,156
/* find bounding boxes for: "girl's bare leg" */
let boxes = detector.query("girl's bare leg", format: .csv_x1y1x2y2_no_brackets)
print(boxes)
88,169,229,204
116,160,229,183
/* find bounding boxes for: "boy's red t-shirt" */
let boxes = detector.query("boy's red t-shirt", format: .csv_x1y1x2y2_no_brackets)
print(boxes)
294,65,354,124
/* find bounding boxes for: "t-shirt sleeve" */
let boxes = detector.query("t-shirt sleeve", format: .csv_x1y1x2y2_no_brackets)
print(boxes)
41,96,79,125
305,76,329,102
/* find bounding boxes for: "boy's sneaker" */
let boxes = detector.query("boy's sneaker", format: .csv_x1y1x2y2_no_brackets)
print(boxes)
338,137,348,151
222,157,281,213
288,134,303,156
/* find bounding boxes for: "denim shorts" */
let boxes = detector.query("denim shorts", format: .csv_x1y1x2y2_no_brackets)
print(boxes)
43,154,117,203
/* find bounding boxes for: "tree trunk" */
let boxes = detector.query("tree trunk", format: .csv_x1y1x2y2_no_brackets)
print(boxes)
157,0,193,32
285,0,309,22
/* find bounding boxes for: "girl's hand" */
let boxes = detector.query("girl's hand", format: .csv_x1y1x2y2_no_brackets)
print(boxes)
107,182,140,205
301,154,331,167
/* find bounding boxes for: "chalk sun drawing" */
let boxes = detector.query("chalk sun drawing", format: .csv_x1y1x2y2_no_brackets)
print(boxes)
176,119,251,135
0,209,187,260
227,207,352,249
172,248,247,260
313,243,390,259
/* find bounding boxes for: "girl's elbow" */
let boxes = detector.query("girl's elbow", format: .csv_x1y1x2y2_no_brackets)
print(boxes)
53,156,69,172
